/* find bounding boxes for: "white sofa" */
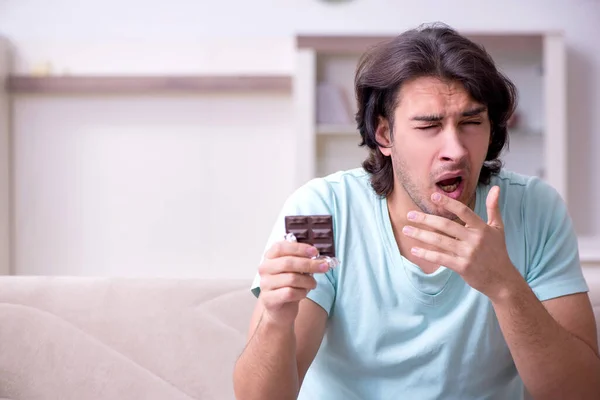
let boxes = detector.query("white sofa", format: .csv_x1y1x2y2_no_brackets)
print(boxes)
1,268,599,399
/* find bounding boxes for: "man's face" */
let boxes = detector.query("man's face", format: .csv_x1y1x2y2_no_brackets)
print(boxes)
377,76,491,220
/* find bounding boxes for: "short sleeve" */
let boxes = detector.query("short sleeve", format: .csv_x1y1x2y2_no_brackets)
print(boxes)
523,177,589,301
250,178,337,316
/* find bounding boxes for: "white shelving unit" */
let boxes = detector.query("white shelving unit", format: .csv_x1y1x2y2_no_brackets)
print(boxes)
294,32,567,202
293,32,600,264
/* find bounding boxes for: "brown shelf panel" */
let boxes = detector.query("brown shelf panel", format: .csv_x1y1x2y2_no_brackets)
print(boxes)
6,75,293,94
296,33,545,54
297,35,395,54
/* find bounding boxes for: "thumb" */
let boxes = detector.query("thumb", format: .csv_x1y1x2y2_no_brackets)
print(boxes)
486,185,503,228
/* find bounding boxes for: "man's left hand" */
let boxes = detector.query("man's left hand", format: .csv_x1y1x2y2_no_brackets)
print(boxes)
402,186,522,300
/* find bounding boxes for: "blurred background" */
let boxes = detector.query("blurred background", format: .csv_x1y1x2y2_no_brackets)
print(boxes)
0,0,598,279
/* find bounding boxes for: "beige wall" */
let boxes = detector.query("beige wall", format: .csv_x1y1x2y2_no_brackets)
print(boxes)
11,93,295,278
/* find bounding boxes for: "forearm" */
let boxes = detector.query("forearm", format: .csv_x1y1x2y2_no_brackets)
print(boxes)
233,313,299,400
492,278,600,399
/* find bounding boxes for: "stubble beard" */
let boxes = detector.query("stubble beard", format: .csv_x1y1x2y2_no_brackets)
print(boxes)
393,157,476,222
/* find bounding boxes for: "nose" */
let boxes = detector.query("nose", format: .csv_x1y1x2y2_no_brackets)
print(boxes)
439,127,468,162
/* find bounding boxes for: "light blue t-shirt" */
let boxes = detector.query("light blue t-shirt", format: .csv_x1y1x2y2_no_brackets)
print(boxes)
250,168,588,400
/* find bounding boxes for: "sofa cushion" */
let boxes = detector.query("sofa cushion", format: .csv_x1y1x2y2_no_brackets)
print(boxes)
0,277,255,400
0,268,599,399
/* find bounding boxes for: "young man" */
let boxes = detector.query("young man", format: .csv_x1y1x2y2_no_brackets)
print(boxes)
233,24,600,399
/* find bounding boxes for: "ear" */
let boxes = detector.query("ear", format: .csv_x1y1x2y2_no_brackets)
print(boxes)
375,116,393,156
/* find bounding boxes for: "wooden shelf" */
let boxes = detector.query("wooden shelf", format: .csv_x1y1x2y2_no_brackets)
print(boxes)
297,35,396,54
297,33,547,54
6,75,293,94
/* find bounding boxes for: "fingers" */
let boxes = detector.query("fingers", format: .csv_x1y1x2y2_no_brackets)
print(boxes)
431,192,484,228
260,272,317,292
258,239,330,313
402,225,464,256
410,246,461,271
258,264,320,312
406,211,468,241
259,256,330,276
261,240,329,275
264,240,319,260
486,186,504,229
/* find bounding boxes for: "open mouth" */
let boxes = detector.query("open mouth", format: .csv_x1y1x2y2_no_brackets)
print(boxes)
436,176,462,193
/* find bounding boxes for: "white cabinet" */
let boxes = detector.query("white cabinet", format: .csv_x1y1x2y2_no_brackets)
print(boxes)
294,32,567,202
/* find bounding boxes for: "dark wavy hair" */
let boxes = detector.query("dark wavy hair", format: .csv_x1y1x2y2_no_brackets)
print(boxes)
355,23,517,197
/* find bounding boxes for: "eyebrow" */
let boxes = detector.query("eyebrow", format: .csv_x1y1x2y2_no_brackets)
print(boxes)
411,105,488,122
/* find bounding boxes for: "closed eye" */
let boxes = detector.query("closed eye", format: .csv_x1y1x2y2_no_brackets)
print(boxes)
462,121,481,125
416,125,438,130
